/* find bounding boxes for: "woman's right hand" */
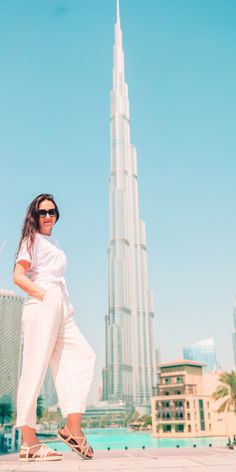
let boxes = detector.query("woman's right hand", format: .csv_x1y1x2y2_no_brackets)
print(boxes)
13,260,47,300
37,288,47,301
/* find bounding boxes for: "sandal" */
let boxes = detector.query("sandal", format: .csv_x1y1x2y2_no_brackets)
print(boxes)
19,443,63,462
58,425,94,460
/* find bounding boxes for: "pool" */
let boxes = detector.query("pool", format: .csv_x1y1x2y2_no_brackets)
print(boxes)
45,428,228,451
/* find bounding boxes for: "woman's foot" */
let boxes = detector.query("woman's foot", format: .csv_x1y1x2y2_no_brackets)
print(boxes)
19,443,63,462
58,425,94,459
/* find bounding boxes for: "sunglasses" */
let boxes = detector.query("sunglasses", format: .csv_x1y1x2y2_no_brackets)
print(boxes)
37,209,57,218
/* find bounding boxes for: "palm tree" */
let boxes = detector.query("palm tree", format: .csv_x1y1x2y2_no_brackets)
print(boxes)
139,415,152,427
0,398,13,426
212,371,236,413
36,395,45,422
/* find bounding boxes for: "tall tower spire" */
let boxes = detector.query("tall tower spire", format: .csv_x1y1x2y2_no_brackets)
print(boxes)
103,0,156,414
116,0,120,24
113,0,125,92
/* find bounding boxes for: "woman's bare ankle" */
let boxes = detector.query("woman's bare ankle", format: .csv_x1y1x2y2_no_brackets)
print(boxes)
21,425,39,447
64,424,82,436
22,441,39,447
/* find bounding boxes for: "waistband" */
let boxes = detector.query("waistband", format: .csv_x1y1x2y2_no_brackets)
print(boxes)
35,279,68,292
25,280,70,304
37,280,65,287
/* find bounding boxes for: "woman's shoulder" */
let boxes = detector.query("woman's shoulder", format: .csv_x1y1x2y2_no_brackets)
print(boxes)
20,234,33,249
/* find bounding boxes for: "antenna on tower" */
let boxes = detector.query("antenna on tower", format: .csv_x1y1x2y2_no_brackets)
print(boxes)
117,0,120,24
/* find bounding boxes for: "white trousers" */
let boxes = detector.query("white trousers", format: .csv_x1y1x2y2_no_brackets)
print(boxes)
16,282,96,429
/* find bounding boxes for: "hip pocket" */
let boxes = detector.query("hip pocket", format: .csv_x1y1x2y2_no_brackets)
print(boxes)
24,297,42,306
42,285,63,308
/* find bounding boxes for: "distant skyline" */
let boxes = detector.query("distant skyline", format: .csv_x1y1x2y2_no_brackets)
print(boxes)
0,0,236,403
183,337,218,373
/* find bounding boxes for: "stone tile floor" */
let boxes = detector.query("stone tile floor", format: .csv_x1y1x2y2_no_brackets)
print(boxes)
1,447,236,472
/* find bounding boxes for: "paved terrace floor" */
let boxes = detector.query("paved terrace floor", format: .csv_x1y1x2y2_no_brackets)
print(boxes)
1,447,236,472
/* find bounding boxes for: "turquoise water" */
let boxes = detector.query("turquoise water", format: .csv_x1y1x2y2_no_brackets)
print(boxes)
46,428,228,451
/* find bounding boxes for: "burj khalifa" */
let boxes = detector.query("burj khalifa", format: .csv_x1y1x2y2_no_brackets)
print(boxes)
103,0,156,415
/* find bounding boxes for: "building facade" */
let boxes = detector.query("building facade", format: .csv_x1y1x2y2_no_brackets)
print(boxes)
0,289,24,409
183,338,218,373
82,401,127,428
103,0,156,415
152,360,235,438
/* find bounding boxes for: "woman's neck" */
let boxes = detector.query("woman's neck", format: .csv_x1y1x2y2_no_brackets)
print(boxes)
38,230,52,236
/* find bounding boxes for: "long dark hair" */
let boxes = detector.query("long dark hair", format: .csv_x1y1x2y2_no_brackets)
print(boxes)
15,193,60,264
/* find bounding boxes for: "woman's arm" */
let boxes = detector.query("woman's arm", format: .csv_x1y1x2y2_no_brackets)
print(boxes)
13,260,46,301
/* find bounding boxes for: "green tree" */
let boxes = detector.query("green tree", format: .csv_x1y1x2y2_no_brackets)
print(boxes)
36,395,45,422
212,371,236,413
140,415,152,427
0,395,13,426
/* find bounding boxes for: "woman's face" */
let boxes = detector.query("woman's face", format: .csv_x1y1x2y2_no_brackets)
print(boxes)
37,199,57,235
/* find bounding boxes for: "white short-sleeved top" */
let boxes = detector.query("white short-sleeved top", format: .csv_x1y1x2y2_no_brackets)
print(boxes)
16,232,68,290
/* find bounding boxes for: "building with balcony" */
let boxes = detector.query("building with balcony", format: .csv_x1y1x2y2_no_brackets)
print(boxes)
151,360,236,438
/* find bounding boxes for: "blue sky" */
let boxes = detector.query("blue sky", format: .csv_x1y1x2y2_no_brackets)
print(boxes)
0,0,236,403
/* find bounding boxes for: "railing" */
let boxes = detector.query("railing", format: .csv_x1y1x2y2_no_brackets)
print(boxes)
152,384,197,396
160,378,184,386
157,417,185,423
156,403,186,423
157,405,184,411
157,418,185,424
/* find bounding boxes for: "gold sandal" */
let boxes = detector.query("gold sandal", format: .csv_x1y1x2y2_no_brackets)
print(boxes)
19,443,63,462
58,425,94,460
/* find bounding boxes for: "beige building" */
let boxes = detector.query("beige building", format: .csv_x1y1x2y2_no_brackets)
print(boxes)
151,360,236,438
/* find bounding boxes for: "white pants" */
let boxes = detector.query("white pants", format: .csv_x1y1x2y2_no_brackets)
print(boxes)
16,282,96,429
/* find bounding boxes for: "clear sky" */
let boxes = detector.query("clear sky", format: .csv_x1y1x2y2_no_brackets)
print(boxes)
0,0,236,403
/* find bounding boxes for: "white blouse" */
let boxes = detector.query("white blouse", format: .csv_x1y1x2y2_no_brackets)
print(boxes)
16,232,68,292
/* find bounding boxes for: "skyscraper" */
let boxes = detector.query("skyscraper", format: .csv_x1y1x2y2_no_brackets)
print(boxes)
232,297,236,369
103,1,156,415
183,338,218,373
0,289,24,408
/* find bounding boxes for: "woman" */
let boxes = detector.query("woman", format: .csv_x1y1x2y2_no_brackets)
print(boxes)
13,193,96,462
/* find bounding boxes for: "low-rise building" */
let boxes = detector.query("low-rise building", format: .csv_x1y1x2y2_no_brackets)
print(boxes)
82,401,130,427
151,359,236,438
0,289,24,409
